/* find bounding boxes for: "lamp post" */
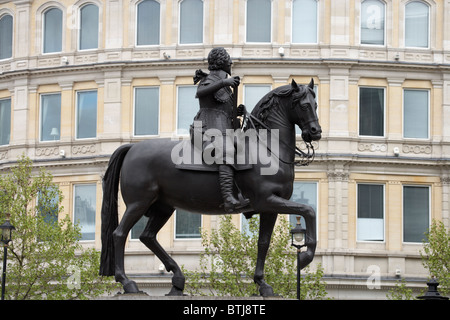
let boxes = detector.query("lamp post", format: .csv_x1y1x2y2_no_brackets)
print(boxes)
290,215,306,300
0,214,15,300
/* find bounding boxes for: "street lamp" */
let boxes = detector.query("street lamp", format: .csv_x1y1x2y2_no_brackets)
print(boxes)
0,214,15,300
290,215,306,300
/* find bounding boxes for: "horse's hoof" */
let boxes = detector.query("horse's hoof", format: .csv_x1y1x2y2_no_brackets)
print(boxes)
259,283,275,297
165,286,186,296
123,280,140,293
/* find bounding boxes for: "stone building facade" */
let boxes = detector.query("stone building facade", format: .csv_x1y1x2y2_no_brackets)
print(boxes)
0,0,449,299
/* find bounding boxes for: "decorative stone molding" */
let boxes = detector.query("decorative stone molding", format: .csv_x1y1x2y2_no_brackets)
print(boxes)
0,150,8,161
327,171,349,182
402,144,432,154
358,143,387,152
296,140,319,150
72,144,96,155
35,147,59,157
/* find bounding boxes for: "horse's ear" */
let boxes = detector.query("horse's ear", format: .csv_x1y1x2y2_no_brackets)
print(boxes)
308,78,314,89
291,79,299,91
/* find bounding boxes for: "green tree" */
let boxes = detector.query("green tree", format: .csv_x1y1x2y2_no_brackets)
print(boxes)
421,219,449,295
0,155,118,300
183,214,328,299
387,219,449,300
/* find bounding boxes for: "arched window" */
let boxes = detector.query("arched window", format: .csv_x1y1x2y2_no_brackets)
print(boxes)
179,0,203,44
405,1,429,48
246,0,271,43
79,3,99,50
43,8,63,53
361,0,385,45
292,0,318,44
136,0,160,46
0,14,13,59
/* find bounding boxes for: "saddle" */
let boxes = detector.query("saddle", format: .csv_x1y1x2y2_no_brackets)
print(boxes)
174,139,253,172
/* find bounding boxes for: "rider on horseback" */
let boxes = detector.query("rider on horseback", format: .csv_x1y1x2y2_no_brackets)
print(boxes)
193,47,250,213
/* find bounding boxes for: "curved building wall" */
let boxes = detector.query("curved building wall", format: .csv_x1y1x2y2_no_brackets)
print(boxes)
0,0,449,298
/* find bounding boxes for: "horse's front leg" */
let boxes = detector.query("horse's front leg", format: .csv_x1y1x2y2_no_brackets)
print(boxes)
265,194,317,269
254,212,278,297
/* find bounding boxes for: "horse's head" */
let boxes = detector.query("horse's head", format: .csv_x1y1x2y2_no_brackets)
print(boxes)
290,79,322,143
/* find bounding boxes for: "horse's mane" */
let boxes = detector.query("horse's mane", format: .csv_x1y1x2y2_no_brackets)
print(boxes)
251,84,313,125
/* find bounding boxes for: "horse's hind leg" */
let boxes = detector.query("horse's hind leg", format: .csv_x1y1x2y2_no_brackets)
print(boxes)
113,201,151,293
139,202,185,296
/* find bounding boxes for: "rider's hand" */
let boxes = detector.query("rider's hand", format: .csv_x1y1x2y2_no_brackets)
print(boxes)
223,76,240,87
237,104,246,116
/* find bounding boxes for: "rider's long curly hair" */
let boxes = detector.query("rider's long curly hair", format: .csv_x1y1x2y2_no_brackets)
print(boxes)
207,47,231,71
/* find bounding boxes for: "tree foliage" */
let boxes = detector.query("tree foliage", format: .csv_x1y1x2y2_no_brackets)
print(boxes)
183,214,328,299
387,219,449,300
0,155,118,300
421,219,449,295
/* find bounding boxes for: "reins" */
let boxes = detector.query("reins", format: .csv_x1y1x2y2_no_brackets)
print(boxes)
243,112,315,167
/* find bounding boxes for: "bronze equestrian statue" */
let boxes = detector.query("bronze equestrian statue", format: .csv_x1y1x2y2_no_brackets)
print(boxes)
100,48,322,297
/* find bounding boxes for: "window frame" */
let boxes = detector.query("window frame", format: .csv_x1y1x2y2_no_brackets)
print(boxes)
0,13,13,60
358,86,386,138
135,0,161,47
133,86,160,137
404,0,430,49
42,7,63,54
176,85,199,136
289,180,319,241
174,209,202,240
0,97,11,146
39,93,61,142
73,183,97,242
402,184,431,244
402,88,430,140
75,89,98,140
78,3,100,51
245,0,273,43
178,0,204,45
291,0,319,45
356,183,386,243
360,0,386,46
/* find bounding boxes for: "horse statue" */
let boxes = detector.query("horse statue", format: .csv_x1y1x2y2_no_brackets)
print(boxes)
99,79,322,297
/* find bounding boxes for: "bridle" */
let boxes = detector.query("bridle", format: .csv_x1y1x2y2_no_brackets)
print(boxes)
243,111,315,167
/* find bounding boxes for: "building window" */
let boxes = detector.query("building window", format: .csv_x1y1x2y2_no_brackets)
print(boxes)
246,0,271,43
175,209,201,239
0,14,13,59
76,90,97,139
289,181,317,231
405,1,429,48
403,89,429,139
134,87,159,136
177,86,199,135
0,98,11,145
361,0,385,45
179,0,203,44
292,0,318,44
131,216,149,240
37,187,59,225
244,85,271,113
357,184,384,242
403,186,430,243
40,93,61,141
74,184,96,241
79,4,99,50
136,0,160,46
43,8,63,53
359,87,384,137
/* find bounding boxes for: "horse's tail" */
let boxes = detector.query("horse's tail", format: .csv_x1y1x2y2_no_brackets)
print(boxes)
99,144,132,276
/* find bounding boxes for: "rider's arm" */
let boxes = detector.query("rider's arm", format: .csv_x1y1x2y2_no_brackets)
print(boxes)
196,76,240,98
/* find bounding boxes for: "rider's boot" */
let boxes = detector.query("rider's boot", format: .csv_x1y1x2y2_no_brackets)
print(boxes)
218,165,250,213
